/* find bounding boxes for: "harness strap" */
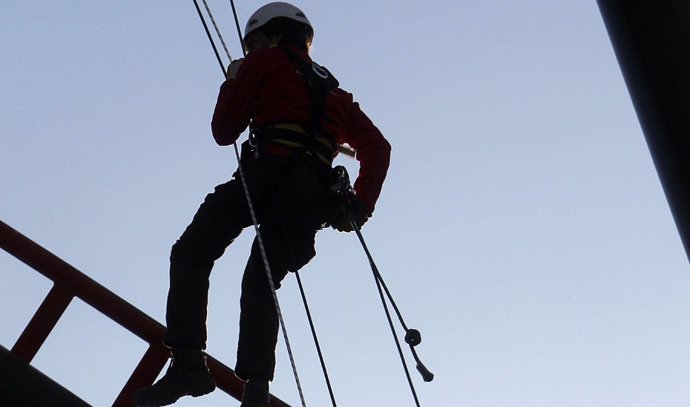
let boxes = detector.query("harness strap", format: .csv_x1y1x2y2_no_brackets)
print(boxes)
277,46,340,139
253,125,335,165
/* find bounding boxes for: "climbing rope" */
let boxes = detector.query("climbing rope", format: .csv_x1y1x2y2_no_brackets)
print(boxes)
350,218,422,407
200,0,233,60
193,1,307,406
330,165,433,406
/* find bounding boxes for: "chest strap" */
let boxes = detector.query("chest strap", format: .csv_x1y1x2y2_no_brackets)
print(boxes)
277,46,340,138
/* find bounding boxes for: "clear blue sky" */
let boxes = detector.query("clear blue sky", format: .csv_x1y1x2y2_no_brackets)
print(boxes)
2,1,689,406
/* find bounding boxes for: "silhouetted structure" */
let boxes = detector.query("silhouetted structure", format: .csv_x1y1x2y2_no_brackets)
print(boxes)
598,0,690,262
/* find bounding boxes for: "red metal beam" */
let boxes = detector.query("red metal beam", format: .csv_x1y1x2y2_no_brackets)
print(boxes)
12,284,73,363
0,219,291,406
114,346,170,407
0,220,165,344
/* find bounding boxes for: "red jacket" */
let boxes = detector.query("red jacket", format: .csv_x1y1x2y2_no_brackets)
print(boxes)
211,45,391,213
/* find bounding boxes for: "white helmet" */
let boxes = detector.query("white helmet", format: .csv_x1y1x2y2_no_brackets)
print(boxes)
243,2,312,40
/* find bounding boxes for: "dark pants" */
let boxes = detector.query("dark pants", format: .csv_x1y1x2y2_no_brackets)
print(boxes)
164,151,332,381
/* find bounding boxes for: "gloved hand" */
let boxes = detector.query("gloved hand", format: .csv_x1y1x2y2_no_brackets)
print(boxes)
226,58,244,80
330,196,371,233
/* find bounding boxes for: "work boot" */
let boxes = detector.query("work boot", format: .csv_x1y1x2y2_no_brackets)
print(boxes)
133,348,216,407
240,379,271,407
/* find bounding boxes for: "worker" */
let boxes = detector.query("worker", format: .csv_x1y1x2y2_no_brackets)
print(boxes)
134,2,390,406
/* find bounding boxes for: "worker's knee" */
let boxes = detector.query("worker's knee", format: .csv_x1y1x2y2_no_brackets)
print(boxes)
288,244,316,271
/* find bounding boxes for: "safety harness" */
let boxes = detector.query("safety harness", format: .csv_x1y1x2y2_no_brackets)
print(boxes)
250,46,340,165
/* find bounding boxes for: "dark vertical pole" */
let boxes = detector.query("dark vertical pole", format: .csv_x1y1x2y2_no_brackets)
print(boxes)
596,0,690,263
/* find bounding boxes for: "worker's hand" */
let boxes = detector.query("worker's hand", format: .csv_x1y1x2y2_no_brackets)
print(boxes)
330,197,370,233
226,58,244,80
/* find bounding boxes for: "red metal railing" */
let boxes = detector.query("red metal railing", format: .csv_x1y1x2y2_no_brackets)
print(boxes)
0,219,290,406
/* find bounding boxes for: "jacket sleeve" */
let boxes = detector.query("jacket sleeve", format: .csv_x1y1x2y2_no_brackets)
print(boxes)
343,102,391,213
210,54,264,145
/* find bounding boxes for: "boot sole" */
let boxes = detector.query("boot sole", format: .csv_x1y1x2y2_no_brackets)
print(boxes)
134,382,216,406
189,381,217,397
